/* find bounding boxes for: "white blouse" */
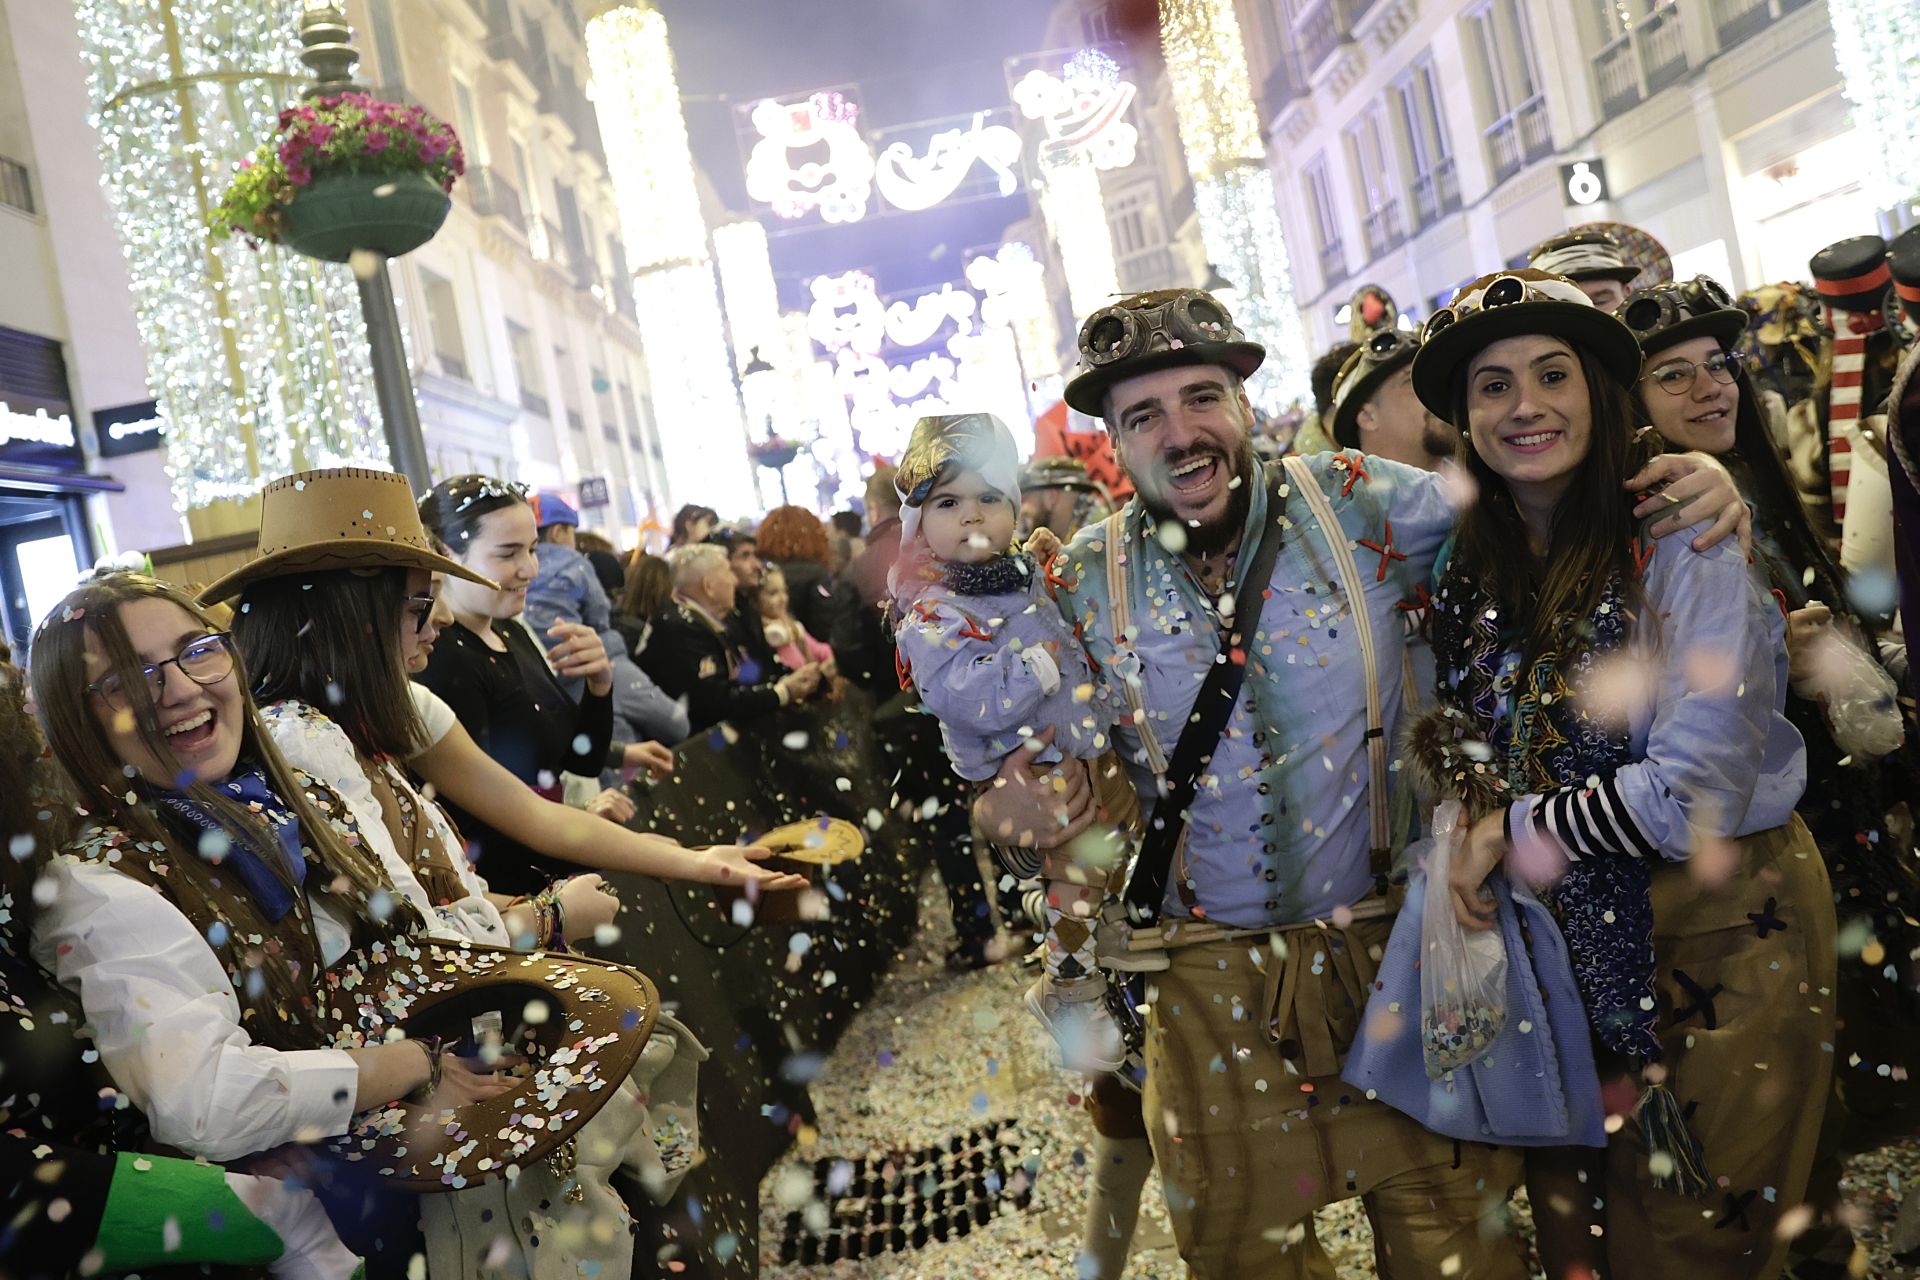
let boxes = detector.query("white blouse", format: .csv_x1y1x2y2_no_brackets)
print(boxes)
32,857,360,1163
261,697,510,948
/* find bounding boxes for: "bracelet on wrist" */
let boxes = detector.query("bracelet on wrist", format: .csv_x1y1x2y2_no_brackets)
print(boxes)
408,1036,445,1102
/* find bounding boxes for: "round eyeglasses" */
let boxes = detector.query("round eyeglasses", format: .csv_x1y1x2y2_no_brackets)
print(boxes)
88,632,235,709
1639,351,1744,396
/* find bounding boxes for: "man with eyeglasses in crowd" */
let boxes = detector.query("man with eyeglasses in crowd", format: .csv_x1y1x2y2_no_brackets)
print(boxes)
970,284,1753,1278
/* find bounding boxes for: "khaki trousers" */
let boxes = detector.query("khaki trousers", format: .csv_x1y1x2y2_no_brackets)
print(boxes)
1606,816,1838,1280
1142,917,1527,1279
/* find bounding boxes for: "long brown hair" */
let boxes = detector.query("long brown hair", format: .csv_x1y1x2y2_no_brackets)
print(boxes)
27,575,419,944
1450,340,1662,667
232,566,423,760
0,643,71,953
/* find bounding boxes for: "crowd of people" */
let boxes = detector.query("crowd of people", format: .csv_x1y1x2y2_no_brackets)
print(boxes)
0,216,1915,1280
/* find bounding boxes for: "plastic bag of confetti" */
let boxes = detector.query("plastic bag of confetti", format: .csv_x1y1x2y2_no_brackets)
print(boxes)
1420,799,1509,1078
1793,622,1905,761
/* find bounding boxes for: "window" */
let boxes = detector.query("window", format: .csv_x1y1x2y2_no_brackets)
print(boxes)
419,271,466,379
452,79,485,165
1394,56,1460,225
1303,156,1344,282
509,321,546,416
1468,0,1542,120
553,346,582,433
1081,5,1115,44
1344,105,1402,258
366,0,405,86
1107,189,1157,258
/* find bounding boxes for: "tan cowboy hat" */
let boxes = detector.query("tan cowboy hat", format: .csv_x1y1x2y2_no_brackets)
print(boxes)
198,466,496,604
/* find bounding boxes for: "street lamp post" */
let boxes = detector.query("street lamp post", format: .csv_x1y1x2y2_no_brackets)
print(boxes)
295,1,433,492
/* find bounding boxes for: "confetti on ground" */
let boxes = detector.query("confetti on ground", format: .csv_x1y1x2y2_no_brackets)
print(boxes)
757,873,1920,1278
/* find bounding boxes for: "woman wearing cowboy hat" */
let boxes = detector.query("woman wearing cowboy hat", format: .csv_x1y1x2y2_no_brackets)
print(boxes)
1403,268,1836,1279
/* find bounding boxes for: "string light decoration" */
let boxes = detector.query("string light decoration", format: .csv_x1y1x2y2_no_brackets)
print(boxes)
966,241,1063,412
1158,0,1312,410
586,2,757,514
1829,0,1920,208
1038,150,1122,319
74,0,387,513
713,220,786,379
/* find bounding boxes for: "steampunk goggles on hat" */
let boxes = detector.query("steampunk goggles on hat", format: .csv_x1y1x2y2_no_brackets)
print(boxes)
1078,290,1242,367
1360,326,1417,363
1420,274,1539,342
1620,276,1734,336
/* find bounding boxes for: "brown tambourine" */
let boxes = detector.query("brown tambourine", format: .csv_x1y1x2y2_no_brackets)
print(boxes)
717,816,866,925
321,939,657,1191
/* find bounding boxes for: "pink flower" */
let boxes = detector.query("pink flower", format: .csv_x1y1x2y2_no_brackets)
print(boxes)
287,164,312,186
364,129,389,154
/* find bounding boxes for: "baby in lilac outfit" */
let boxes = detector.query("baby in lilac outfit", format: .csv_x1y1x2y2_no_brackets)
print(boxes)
890,413,1128,1073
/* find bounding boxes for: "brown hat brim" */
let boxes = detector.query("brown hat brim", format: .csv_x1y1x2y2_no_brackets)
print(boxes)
325,943,658,1191
1063,341,1266,418
1411,301,1643,424
198,539,497,605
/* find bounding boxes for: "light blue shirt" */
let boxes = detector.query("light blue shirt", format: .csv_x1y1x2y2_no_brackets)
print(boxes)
1054,452,1455,929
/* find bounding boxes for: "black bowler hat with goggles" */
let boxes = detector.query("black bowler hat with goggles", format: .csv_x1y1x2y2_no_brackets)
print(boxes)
1063,288,1267,418
1410,268,1644,424
1618,276,1748,395
1328,327,1421,449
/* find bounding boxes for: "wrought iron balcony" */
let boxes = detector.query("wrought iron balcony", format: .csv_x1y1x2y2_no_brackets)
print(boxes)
0,155,32,215
465,166,525,228
1317,238,1347,285
1637,6,1688,94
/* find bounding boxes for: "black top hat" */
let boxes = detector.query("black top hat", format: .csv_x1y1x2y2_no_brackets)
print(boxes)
1809,235,1890,315
1888,226,1920,324
1063,289,1265,418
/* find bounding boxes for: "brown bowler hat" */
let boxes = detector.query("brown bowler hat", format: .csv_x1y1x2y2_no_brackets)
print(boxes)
198,467,495,604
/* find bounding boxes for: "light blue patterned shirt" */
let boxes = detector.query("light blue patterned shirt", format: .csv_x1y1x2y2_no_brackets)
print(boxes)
1054,452,1455,929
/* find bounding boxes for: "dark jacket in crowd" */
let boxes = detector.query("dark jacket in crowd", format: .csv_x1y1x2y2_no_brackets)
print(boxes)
638,600,786,736
774,557,852,657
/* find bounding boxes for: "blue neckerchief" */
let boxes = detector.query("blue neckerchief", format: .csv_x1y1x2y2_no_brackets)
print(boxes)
939,551,1031,598
157,767,308,922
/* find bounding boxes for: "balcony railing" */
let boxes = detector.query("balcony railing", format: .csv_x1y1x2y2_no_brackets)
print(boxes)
520,388,549,418
437,354,468,381
1317,238,1347,285
610,274,636,320
1409,156,1463,228
1362,201,1406,260
1595,34,1640,116
1710,0,1771,47
0,155,32,215
465,166,525,227
1484,94,1551,185
481,0,545,88
1294,0,1344,72
1637,6,1688,93
567,409,585,434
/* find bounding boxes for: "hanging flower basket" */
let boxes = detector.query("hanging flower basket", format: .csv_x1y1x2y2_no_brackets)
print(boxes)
748,437,800,470
211,91,464,261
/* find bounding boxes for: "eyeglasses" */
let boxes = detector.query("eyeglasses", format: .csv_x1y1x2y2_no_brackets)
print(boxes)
405,593,438,635
1421,273,1533,342
88,632,235,709
1640,352,1744,395
1621,276,1735,335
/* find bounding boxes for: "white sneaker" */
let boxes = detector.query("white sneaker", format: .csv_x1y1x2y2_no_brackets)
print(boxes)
1024,974,1127,1073
1094,899,1169,972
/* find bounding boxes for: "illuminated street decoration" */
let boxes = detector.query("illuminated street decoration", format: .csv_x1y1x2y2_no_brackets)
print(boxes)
883,284,978,347
1037,150,1122,318
1011,48,1139,171
74,0,386,513
874,111,1023,212
712,219,786,378
807,270,887,355
1159,0,1312,411
744,90,875,224
967,241,1063,407
1830,0,1920,207
588,3,757,514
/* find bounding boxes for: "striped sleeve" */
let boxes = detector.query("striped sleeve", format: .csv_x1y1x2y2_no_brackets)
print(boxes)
1507,778,1662,864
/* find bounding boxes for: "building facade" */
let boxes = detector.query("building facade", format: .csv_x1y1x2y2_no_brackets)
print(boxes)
347,0,673,533
1228,0,1867,352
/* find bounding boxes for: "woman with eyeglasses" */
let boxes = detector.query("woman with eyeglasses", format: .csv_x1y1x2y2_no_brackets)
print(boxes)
216,469,801,949
1623,278,1920,1263
1402,269,1836,1279
24,573,521,1273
